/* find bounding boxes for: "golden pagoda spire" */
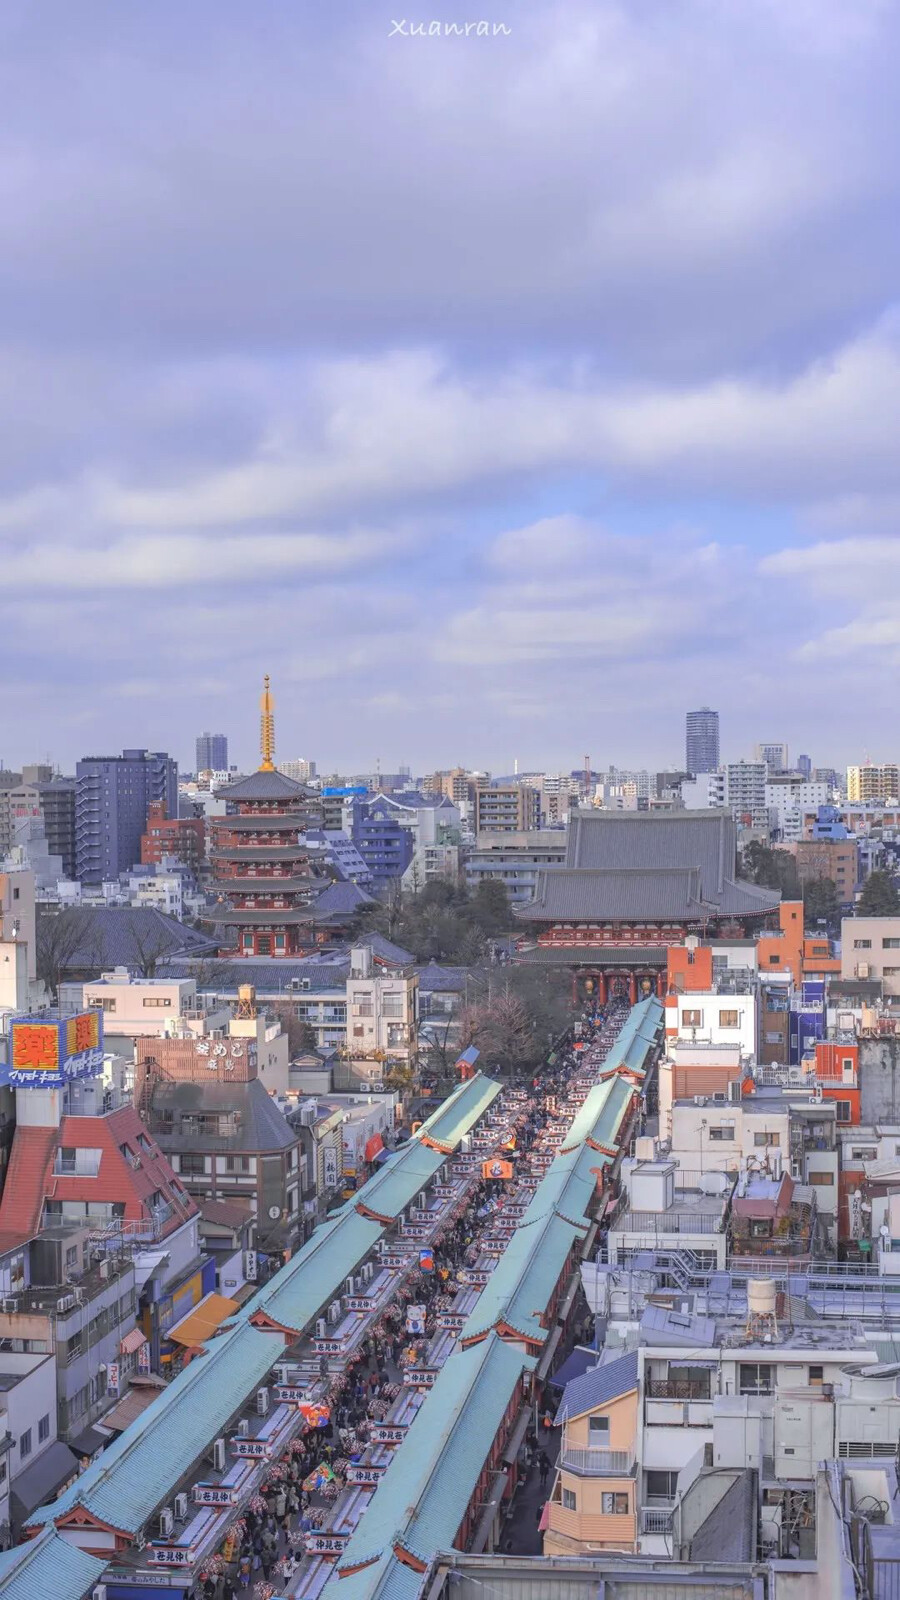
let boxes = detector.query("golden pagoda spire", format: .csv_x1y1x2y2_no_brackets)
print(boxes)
259,674,275,771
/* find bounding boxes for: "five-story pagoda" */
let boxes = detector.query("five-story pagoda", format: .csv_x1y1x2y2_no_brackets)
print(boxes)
211,677,324,956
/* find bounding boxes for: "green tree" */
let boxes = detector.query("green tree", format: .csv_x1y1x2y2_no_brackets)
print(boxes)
469,880,513,937
742,841,800,898
802,876,839,928
857,869,900,917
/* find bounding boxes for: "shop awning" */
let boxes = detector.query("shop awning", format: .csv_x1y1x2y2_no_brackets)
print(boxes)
365,1132,384,1163
167,1292,239,1349
374,1147,393,1166
119,1326,148,1356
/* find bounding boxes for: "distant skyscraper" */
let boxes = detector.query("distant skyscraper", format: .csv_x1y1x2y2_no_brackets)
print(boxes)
196,732,228,773
75,749,178,884
685,708,720,775
797,754,812,780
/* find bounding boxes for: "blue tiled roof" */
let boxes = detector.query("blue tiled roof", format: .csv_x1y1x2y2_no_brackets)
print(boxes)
0,1526,108,1600
554,1350,639,1424
58,907,214,972
416,963,468,993
336,1335,535,1573
462,1209,585,1343
237,1208,383,1332
415,1072,501,1147
27,1322,277,1537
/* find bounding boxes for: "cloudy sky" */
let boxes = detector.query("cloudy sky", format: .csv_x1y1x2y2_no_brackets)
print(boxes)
1,0,897,778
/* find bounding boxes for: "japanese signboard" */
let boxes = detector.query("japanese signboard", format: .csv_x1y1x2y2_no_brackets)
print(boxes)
230,1436,272,1459
137,1339,151,1375
323,1146,340,1189
370,1423,407,1444
4,1010,104,1088
457,1268,490,1287
346,1295,376,1312
432,1184,456,1198
274,1384,308,1405
312,1337,344,1354
346,1462,386,1486
380,1252,407,1270
399,1223,429,1239
403,1367,437,1388
147,1546,196,1567
304,1532,349,1557
436,1312,466,1332
194,1482,240,1507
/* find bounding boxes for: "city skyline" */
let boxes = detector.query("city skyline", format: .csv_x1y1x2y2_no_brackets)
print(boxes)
0,1,898,768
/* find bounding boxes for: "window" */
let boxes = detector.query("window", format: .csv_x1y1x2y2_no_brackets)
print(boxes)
718,1009,740,1028
646,1471,677,1499
589,1415,610,1441
883,938,900,949
768,954,781,965
602,1492,629,1514
739,1363,773,1395
19,1428,32,1459
836,1100,852,1123
808,1171,832,1186
754,1131,780,1147
562,1487,577,1511
142,997,171,1009
92,998,117,1013
179,1152,207,1176
884,968,900,977
708,1124,735,1142
750,1217,773,1238
225,1156,251,1174
809,1365,824,1385
765,1030,784,1044
381,993,404,1019
854,939,872,949
38,1413,50,1442
682,1009,702,1027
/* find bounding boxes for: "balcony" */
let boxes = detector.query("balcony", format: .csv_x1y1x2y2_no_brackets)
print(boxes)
640,1504,675,1535
559,1445,634,1476
646,1379,711,1400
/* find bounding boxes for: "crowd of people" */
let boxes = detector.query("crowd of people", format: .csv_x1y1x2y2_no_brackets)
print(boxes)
190,998,624,1598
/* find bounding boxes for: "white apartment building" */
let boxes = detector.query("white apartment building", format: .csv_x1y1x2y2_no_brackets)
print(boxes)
344,946,419,1086
680,772,726,810
667,989,758,1057
765,779,832,842
725,762,768,830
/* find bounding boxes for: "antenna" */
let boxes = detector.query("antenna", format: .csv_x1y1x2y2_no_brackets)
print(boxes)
259,675,275,771
584,754,590,790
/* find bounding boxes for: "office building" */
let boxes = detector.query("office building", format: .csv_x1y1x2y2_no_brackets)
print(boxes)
754,741,789,771
847,764,900,804
685,707,719,774
277,757,317,783
195,733,228,774
74,750,177,885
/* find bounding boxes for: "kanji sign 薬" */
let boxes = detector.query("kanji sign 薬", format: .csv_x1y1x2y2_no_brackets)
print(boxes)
5,1012,104,1089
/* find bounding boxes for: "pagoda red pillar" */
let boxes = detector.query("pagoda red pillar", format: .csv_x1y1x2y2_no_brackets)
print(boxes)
627,972,638,1006
571,974,578,1005
656,972,665,999
596,973,607,1006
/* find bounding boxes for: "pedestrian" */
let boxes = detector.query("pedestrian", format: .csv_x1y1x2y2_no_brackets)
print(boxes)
539,1451,549,1486
262,1551,275,1583
222,1576,236,1600
237,1550,251,1587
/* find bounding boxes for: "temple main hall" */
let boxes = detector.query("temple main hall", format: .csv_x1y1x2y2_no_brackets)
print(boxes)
514,808,780,1003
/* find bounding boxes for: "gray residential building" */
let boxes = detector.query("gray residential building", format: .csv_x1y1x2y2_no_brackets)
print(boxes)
685,707,720,775
75,750,177,884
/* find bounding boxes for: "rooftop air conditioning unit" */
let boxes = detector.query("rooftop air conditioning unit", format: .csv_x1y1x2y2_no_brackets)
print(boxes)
693,1095,707,1107
212,1437,226,1472
729,1081,743,1104
174,1493,188,1521
99,1261,110,1280
345,1276,355,1296
158,1508,174,1539
1,1297,17,1313
93,1587,108,1600
315,1317,327,1338
56,1294,76,1313
238,1418,250,1437
361,1262,374,1284
256,1388,269,1416
327,1299,342,1324
274,1363,291,1385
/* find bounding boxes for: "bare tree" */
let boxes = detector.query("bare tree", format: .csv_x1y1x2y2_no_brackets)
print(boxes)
36,908,87,998
127,918,176,978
